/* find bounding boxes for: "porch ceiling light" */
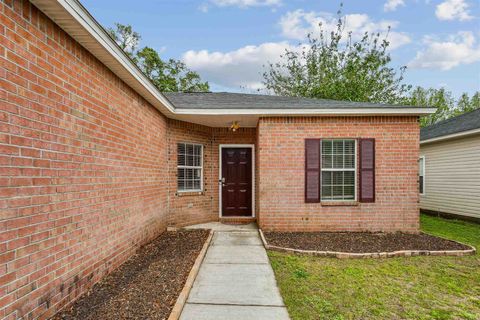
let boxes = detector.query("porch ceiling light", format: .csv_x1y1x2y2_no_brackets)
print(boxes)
230,121,240,132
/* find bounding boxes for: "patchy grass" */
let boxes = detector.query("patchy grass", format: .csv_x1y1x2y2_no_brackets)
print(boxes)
268,215,480,320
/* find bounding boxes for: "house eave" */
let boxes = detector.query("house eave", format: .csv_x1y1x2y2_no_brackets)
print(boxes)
420,128,480,145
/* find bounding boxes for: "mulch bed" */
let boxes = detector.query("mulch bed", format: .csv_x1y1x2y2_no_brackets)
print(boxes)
52,229,209,320
264,231,471,253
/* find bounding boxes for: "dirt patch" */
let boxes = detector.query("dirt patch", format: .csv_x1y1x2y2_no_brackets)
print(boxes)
264,232,471,253
52,229,209,320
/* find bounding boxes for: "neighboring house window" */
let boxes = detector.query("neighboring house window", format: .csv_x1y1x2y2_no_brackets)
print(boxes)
321,139,356,201
177,143,203,192
419,156,425,195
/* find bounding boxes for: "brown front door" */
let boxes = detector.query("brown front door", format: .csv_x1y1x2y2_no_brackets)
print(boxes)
221,147,252,216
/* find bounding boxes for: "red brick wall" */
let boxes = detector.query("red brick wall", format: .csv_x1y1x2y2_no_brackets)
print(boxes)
0,2,168,318
257,116,420,233
167,119,256,227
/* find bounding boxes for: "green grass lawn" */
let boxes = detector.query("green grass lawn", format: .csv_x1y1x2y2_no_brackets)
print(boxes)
268,215,480,320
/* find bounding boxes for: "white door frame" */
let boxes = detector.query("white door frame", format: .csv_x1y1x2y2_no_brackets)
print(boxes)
219,144,255,218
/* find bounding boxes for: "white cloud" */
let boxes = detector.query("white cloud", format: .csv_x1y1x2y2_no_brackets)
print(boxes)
408,31,480,70
198,3,209,13
384,0,405,12
435,0,473,21
210,0,281,8
182,42,300,90
279,10,411,49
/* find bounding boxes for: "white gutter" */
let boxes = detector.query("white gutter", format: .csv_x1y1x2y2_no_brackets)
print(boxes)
420,128,480,145
30,0,437,119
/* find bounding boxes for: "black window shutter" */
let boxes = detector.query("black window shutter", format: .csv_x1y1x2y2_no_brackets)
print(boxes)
359,138,375,202
305,139,321,203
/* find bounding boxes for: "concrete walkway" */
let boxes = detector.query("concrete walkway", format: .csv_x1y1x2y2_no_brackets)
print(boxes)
180,223,290,320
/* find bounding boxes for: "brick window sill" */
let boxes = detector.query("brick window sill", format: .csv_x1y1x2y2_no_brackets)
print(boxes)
176,191,204,197
321,201,359,207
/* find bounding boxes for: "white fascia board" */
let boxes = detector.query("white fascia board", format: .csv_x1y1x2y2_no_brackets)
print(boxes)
174,107,437,116
420,128,480,145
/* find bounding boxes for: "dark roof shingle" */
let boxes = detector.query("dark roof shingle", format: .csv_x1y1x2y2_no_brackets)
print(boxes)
164,92,426,110
420,108,480,141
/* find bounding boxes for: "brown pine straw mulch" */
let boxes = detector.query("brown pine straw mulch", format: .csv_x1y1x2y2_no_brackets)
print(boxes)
52,229,209,320
263,231,471,253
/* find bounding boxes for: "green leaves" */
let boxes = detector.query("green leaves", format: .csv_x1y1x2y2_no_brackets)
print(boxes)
405,87,479,127
108,23,209,93
263,9,410,104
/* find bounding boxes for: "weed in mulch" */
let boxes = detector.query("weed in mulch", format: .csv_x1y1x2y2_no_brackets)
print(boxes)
264,231,471,253
52,229,209,320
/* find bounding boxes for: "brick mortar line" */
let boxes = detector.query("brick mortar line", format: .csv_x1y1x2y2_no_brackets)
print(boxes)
1,190,165,224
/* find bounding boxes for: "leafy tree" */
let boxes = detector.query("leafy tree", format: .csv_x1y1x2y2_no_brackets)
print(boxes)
108,23,209,92
451,91,480,117
406,87,454,126
263,7,410,104
406,87,479,127
108,23,141,60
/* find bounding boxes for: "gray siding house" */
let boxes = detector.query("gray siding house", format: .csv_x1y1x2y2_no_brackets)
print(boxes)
420,109,480,221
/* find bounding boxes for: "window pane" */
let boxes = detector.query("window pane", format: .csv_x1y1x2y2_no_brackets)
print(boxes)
419,176,424,194
194,168,202,179
344,140,355,154
322,186,332,199
333,186,343,198
185,168,193,179
194,145,202,156
322,171,332,185
333,155,343,168
188,155,195,166
344,155,355,169
322,154,332,168
177,143,186,166
333,171,343,185
419,158,424,176
333,140,344,154
344,185,355,199
194,155,201,167
322,140,333,154
193,179,201,190
344,171,355,185
186,144,194,156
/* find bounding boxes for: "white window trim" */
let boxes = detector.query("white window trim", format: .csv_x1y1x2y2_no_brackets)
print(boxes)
218,144,255,218
320,139,357,202
419,156,425,196
177,142,204,193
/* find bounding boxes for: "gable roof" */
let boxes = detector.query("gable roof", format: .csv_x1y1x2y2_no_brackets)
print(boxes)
420,108,480,143
31,0,436,128
165,92,428,110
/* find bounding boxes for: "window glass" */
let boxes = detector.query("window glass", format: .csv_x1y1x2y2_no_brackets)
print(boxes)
177,143,203,192
321,139,356,200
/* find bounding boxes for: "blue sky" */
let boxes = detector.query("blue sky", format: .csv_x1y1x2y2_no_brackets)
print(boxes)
81,0,479,97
